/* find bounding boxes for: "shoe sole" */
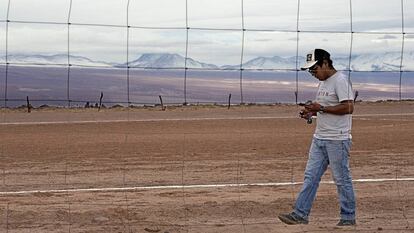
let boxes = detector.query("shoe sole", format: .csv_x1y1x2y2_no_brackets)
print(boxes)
337,220,356,226
278,215,308,225
337,223,356,226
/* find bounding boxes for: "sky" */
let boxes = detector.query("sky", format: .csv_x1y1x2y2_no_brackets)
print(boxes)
0,0,413,65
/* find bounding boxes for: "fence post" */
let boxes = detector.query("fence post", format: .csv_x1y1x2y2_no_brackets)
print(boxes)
294,91,298,105
98,92,103,111
354,90,359,102
26,96,31,113
159,95,166,111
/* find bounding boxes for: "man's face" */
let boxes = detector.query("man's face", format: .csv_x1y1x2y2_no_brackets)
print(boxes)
308,61,328,81
308,63,321,77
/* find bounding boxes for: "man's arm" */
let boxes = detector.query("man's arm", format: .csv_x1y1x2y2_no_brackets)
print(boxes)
305,100,354,115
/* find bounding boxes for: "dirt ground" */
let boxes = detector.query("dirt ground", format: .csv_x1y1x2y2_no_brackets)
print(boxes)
0,101,414,233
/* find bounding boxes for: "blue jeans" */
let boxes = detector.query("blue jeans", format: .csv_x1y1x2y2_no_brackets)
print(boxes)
294,138,356,221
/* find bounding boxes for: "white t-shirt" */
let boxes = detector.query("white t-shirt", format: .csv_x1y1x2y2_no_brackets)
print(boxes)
314,71,354,140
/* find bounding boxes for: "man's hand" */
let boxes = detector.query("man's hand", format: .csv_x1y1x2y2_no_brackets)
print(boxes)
304,100,354,115
299,109,311,119
305,102,323,113
299,108,315,124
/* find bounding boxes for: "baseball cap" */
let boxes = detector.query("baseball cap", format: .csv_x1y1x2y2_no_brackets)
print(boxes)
301,48,331,70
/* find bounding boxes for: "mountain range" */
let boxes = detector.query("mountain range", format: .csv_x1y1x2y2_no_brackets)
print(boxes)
127,53,218,69
2,52,414,71
1,54,115,67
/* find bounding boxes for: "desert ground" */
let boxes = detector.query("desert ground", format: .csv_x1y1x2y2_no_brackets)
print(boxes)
0,101,413,233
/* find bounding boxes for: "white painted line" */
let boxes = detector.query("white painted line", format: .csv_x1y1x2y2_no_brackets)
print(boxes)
354,113,414,117
1,177,413,196
1,113,414,126
0,116,288,126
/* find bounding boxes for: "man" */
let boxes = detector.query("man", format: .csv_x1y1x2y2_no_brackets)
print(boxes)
278,49,356,226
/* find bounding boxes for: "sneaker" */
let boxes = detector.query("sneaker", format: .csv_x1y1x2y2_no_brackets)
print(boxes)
278,212,309,225
337,219,356,226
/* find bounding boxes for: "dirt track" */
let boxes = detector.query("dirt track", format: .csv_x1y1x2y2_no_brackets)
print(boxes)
1,102,414,232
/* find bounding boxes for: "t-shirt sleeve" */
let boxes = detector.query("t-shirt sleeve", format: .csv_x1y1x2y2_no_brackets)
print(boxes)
336,76,354,102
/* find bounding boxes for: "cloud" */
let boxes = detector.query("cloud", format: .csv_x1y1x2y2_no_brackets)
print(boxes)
0,0,409,64
377,35,398,40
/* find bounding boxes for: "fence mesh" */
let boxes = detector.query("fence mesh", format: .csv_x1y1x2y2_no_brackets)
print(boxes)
0,0,413,107
1,1,413,232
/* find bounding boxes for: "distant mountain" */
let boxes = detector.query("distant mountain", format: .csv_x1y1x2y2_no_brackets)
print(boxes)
1,54,115,67
127,53,218,69
233,52,413,71
352,52,413,71
222,56,304,70
326,52,414,71
2,52,413,71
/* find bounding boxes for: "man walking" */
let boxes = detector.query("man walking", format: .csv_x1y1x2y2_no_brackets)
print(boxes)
278,49,356,226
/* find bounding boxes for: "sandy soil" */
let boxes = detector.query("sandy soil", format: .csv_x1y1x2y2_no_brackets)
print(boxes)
0,101,413,232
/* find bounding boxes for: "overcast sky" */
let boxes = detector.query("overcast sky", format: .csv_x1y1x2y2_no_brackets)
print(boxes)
0,0,413,65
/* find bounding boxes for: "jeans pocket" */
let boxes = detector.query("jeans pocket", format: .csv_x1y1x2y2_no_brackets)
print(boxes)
342,140,352,157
